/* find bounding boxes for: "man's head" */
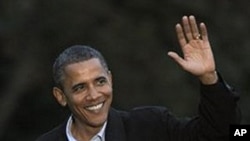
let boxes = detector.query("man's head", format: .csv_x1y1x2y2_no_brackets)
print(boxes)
53,45,109,90
52,45,113,128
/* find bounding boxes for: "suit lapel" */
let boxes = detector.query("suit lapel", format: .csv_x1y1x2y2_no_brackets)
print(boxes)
57,119,69,141
105,108,127,141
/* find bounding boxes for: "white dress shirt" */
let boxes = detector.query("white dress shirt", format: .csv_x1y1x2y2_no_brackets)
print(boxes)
66,116,106,141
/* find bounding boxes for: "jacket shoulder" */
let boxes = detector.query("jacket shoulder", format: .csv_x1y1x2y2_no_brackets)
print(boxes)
35,122,67,141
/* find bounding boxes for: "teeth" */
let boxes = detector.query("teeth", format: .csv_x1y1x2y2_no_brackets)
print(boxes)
86,103,103,111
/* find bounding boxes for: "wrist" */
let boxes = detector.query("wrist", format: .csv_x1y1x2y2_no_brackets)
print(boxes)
199,71,218,85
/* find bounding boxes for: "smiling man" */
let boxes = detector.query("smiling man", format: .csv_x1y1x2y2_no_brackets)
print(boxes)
49,47,112,141
36,16,240,141
55,58,112,141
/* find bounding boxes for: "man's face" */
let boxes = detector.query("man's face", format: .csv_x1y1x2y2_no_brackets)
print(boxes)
56,58,112,128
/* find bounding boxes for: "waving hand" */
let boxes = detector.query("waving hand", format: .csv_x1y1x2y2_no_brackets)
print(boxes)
168,15,218,84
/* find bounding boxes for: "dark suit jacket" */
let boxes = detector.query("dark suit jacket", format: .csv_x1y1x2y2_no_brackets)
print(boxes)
36,79,240,141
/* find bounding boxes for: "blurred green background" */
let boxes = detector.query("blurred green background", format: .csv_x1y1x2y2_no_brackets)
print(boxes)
1,0,249,140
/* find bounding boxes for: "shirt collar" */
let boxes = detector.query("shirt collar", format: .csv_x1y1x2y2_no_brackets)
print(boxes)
66,115,107,141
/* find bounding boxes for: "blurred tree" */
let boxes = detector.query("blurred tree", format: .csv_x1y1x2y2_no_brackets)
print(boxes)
0,0,249,140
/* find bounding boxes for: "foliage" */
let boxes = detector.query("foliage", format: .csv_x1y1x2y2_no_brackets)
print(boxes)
1,0,250,140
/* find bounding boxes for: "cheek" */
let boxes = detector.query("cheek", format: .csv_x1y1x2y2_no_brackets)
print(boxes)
97,83,112,95
104,86,113,96
67,94,86,106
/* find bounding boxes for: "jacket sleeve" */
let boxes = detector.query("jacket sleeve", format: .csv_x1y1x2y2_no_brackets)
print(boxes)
164,73,240,141
197,73,240,140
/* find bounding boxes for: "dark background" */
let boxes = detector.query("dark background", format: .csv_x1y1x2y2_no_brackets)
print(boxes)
1,0,250,140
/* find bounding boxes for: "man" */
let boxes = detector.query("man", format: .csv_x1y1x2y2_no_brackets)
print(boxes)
36,15,240,141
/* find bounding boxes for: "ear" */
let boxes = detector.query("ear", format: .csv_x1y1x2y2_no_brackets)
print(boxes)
108,71,113,86
53,87,67,107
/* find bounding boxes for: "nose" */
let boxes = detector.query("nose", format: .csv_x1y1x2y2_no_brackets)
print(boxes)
86,86,101,100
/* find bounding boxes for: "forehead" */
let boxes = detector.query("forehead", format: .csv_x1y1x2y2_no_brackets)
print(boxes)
63,58,107,77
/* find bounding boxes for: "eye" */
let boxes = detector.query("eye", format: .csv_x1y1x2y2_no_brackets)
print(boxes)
72,84,86,92
96,77,107,86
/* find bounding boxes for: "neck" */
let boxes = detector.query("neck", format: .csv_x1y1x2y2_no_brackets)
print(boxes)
71,117,103,141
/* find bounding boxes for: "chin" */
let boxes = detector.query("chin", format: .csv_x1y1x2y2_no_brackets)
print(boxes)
87,111,108,128
88,118,107,128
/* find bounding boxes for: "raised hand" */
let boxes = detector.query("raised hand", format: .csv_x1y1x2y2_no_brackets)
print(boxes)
168,15,218,84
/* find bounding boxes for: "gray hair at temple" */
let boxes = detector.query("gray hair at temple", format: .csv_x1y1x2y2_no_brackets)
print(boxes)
53,45,109,89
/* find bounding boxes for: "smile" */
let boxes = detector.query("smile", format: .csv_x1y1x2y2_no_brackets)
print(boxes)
85,102,104,111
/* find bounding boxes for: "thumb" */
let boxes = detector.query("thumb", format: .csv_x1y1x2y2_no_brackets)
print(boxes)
167,51,185,67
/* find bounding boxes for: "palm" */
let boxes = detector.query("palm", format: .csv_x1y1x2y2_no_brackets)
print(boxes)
181,39,215,76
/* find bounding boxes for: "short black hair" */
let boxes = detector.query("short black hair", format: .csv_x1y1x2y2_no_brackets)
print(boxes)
53,45,109,89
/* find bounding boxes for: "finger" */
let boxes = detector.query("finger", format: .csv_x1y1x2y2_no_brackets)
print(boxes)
176,23,187,48
182,16,193,41
200,22,209,42
167,51,185,67
189,15,200,39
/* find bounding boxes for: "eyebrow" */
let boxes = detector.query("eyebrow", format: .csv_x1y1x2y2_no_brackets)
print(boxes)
95,76,107,81
70,75,107,90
